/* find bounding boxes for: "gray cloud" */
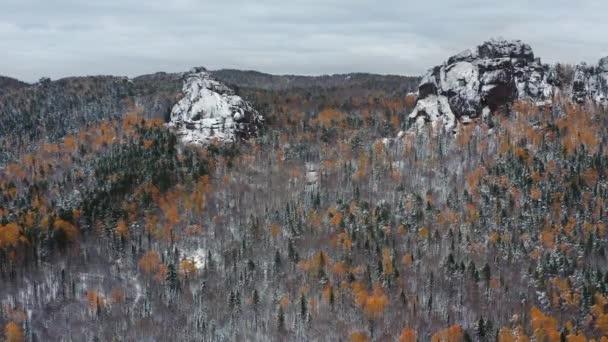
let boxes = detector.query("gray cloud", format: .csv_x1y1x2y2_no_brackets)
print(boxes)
1,0,607,82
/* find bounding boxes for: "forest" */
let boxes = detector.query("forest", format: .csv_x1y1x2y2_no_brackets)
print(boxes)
1,79,608,341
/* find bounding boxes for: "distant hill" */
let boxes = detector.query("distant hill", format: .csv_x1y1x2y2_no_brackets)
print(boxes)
0,69,419,164
211,69,420,93
0,75,29,95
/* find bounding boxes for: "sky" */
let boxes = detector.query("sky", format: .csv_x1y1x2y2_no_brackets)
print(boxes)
1,0,607,82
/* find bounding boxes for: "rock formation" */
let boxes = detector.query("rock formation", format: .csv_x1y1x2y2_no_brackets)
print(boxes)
169,67,263,144
572,57,608,104
409,39,558,132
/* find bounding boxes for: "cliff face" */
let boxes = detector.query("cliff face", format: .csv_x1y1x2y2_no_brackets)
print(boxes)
408,39,558,132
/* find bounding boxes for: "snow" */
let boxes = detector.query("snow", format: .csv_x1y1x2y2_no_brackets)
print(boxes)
168,68,263,144
409,94,456,132
186,248,207,270
408,39,558,132
572,59,608,104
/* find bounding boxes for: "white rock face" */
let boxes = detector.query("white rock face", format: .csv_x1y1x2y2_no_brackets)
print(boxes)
409,39,558,131
572,57,608,104
169,67,263,144
409,94,456,132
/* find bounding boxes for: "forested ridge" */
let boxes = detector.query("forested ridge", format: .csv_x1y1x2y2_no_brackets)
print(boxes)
1,76,608,341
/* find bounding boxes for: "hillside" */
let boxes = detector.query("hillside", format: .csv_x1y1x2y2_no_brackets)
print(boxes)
0,40,608,341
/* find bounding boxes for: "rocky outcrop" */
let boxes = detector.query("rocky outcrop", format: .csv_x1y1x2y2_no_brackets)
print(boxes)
409,39,558,132
169,67,263,144
572,57,608,104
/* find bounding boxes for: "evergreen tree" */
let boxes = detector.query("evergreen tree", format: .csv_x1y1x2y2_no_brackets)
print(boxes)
277,306,285,332
166,263,179,294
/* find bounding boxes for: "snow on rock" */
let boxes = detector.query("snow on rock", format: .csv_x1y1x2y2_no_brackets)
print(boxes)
169,67,263,144
409,94,456,132
409,39,558,132
572,57,608,104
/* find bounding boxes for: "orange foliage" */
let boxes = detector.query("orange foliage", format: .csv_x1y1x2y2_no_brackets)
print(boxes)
592,293,608,335
540,230,555,249
350,331,369,342
180,258,198,278
418,226,430,240
139,250,161,275
0,223,21,248
402,253,414,267
62,135,78,153
116,219,129,238
566,331,587,342
351,281,388,319
405,93,417,108
316,108,346,128
530,187,542,201
332,262,348,277
498,327,515,342
530,306,560,341
298,251,329,275
4,321,24,342
430,325,463,342
280,294,289,309
557,104,599,155
154,264,168,283
53,218,78,241
86,290,104,311
328,207,343,226
110,287,124,304
382,248,393,275
399,326,417,342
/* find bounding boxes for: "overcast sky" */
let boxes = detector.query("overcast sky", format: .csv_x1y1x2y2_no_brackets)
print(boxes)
1,0,607,82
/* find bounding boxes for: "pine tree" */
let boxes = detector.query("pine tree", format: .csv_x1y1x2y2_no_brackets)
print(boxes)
166,263,179,294
277,306,285,332
252,289,260,315
482,263,491,286
274,250,282,274
300,293,307,321
476,317,485,339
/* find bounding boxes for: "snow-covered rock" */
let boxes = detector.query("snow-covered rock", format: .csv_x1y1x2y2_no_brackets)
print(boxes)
169,67,263,144
409,39,558,131
572,57,608,104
